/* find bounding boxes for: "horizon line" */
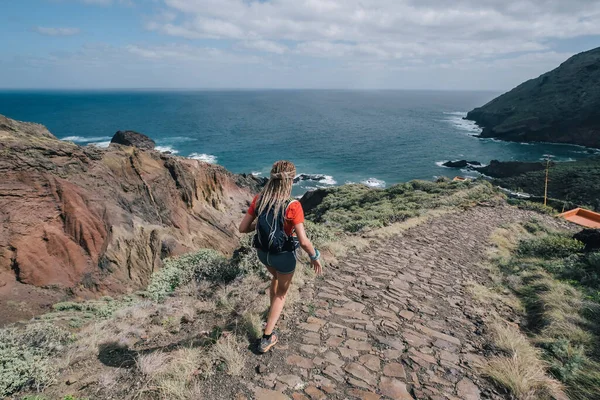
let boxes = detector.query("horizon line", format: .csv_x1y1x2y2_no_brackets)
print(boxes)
0,87,502,93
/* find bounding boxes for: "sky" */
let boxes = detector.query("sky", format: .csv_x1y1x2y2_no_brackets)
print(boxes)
0,0,599,90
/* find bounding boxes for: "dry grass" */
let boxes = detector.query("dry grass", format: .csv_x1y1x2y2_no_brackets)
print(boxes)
135,347,207,400
365,209,451,240
241,312,262,341
489,223,530,260
137,351,171,377
484,322,567,400
467,281,524,313
211,335,247,376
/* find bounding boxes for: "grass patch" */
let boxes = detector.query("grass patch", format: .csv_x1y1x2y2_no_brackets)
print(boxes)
484,221,600,400
210,335,247,376
484,322,565,400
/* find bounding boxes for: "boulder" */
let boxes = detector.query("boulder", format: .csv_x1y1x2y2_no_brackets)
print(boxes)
300,188,330,213
294,173,328,184
111,130,155,150
573,229,600,251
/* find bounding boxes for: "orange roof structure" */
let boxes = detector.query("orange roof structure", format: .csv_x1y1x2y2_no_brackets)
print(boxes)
452,176,468,182
558,208,600,229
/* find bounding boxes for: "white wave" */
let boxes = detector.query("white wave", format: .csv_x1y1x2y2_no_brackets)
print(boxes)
156,145,179,154
443,112,482,135
435,160,449,168
88,141,111,148
189,153,217,163
62,136,111,143
158,136,195,143
293,173,336,185
320,175,337,185
251,171,262,176
361,178,386,188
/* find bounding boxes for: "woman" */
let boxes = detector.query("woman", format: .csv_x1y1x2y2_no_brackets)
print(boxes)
239,160,323,353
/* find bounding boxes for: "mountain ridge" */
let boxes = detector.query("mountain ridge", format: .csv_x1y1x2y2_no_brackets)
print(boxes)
466,47,600,148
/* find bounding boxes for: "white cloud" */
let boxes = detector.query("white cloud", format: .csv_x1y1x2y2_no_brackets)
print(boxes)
34,26,81,36
240,40,288,54
147,0,600,62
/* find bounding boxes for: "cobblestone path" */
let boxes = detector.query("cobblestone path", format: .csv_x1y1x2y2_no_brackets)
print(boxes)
243,205,567,400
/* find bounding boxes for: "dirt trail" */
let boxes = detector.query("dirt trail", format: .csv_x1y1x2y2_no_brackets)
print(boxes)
220,205,571,400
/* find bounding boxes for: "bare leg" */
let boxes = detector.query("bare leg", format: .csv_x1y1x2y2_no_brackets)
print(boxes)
264,271,294,335
266,266,278,306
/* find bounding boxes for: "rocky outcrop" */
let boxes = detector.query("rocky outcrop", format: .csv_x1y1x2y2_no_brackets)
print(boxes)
476,160,549,178
466,47,600,148
0,115,254,321
299,188,330,213
442,160,481,168
111,130,155,150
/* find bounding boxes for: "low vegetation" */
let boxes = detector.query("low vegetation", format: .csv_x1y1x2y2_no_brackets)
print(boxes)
481,219,600,400
306,179,498,232
494,157,600,211
0,324,73,396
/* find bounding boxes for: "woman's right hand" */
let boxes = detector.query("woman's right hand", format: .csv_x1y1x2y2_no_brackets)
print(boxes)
311,259,322,275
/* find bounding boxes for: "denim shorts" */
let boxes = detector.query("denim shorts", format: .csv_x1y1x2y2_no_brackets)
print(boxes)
256,249,297,274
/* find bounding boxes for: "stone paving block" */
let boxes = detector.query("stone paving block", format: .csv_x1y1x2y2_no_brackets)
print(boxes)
358,354,381,371
254,387,290,400
304,385,327,400
286,355,314,369
345,339,374,352
379,377,414,399
347,388,381,400
345,362,378,386
383,362,406,379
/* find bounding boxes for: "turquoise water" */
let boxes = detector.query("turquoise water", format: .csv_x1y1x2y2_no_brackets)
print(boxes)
1,90,597,194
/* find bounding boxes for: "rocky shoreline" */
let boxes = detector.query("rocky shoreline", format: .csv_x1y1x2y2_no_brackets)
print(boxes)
442,157,600,211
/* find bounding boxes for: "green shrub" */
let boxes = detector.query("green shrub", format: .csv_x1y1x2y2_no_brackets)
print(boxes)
587,252,600,271
52,296,136,319
523,218,550,234
507,199,556,215
303,220,337,247
147,249,228,300
518,235,585,259
544,339,585,381
0,324,72,397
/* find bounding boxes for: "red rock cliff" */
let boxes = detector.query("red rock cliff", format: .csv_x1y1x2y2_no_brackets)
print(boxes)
0,115,256,321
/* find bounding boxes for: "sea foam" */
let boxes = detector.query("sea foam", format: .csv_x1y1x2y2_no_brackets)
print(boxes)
189,153,217,164
443,112,482,135
361,178,386,188
62,136,111,143
88,141,111,148
156,145,179,154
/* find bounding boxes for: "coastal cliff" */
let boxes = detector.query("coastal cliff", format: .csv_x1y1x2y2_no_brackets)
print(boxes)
466,47,600,148
0,115,257,319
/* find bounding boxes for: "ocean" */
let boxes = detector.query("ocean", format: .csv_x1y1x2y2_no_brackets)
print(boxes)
1,90,597,195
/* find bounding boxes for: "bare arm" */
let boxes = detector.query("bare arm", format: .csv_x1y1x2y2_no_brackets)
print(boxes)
295,222,322,275
239,213,256,234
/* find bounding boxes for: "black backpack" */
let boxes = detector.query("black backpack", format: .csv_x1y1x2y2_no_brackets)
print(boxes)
253,199,298,253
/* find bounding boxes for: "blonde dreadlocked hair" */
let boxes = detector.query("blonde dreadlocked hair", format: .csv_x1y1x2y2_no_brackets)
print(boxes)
256,160,296,217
